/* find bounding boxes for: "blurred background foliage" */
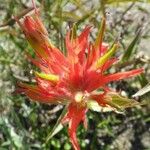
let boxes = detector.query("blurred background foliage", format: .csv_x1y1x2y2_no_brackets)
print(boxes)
0,0,150,150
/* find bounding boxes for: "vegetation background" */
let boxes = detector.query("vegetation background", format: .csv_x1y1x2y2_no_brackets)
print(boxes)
0,0,150,150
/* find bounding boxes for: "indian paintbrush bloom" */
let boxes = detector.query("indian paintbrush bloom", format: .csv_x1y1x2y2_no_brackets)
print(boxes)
16,5,143,150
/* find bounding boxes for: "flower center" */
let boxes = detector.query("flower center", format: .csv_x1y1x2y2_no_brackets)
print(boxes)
74,92,84,103
74,91,90,105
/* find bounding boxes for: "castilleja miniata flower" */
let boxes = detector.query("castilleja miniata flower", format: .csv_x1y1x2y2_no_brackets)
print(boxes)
16,3,143,150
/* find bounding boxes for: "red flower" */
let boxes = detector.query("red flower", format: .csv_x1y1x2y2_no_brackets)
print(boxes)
16,6,143,150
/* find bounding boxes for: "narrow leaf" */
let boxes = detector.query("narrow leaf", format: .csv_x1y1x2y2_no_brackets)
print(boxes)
45,105,67,143
94,18,106,49
137,73,149,87
122,29,141,62
133,83,150,97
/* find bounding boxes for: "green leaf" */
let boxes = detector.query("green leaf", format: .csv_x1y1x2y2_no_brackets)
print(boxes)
133,83,150,97
45,105,68,143
137,73,149,87
94,18,106,49
122,29,141,62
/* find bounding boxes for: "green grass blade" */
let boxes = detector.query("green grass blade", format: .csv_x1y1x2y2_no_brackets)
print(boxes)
45,105,68,143
122,29,141,62
133,83,150,97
